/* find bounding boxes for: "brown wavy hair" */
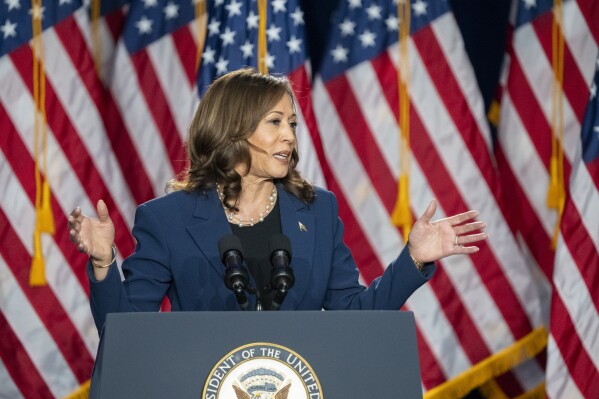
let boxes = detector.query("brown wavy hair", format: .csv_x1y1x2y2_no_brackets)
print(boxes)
168,68,315,210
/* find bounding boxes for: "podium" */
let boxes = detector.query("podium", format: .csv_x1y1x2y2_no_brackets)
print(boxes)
90,311,423,399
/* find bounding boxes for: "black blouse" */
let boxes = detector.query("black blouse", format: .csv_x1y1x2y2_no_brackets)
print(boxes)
230,199,282,310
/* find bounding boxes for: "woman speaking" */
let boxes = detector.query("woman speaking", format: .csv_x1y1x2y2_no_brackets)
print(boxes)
68,68,487,332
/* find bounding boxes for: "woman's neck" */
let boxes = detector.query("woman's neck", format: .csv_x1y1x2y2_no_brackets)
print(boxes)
237,179,274,209
218,178,277,227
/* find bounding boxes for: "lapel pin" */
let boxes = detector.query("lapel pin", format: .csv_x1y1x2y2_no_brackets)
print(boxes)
298,221,308,232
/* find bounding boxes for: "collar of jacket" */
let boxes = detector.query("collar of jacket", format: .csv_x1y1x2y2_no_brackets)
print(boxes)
185,183,315,308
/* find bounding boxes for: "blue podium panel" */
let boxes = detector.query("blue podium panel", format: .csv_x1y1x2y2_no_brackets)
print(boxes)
91,311,423,399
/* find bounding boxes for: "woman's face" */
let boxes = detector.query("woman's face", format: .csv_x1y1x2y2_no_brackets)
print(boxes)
242,94,297,182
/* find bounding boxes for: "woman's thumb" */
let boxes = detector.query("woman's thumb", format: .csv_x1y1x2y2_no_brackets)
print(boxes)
96,200,110,223
418,199,437,224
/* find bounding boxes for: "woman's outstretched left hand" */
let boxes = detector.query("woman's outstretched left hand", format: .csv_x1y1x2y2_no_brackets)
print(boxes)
408,199,487,264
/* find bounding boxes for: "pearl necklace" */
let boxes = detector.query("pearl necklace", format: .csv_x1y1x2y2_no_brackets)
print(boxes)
216,184,277,227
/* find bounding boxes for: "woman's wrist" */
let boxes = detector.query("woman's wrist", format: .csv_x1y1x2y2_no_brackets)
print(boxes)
407,241,425,271
90,244,117,269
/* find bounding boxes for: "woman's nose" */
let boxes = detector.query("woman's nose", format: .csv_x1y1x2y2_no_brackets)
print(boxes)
280,123,296,143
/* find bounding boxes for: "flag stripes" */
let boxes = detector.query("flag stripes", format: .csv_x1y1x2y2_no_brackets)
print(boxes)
313,1,547,394
498,1,599,397
0,1,192,395
2,1,597,397
0,309,51,399
5,45,137,255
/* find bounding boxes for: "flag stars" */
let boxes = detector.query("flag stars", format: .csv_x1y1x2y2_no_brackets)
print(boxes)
385,15,399,31
215,56,229,75
208,18,221,36
590,82,596,100
331,44,349,63
163,2,179,20
266,24,282,42
59,0,73,5
347,0,361,10
5,0,21,11
522,0,537,9
246,10,259,29
225,0,242,18
290,7,304,26
219,27,236,46
359,30,376,47
339,18,356,37
366,4,382,20
286,35,302,53
135,16,153,34
265,53,276,69
1,19,17,39
202,46,216,64
240,39,254,58
272,0,287,14
413,0,428,16
142,0,157,7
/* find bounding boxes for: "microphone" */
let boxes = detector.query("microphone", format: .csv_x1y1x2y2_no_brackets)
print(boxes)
218,235,249,311
269,234,294,311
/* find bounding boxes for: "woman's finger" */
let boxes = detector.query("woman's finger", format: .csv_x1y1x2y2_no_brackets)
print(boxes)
417,199,437,225
453,245,480,255
77,242,87,253
456,232,488,246
96,200,110,223
69,229,79,243
454,221,486,235
436,210,479,226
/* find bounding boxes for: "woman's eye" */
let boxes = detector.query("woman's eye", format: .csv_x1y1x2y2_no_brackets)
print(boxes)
290,121,298,130
268,119,281,126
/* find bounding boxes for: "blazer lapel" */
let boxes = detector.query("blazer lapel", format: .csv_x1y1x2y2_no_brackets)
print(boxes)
277,184,315,307
185,189,232,277
185,185,315,307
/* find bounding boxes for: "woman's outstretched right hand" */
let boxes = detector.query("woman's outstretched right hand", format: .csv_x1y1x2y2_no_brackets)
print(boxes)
68,200,116,280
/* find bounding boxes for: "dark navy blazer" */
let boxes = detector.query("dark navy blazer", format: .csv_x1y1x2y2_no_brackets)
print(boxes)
88,185,435,332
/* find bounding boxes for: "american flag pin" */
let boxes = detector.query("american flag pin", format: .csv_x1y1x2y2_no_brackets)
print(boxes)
298,222,308,232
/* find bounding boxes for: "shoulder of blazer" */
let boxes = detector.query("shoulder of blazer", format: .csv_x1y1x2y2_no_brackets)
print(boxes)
311,185,337,216
276,184,334,209
138,189,215,220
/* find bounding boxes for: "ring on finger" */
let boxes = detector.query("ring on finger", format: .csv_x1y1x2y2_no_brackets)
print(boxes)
454,235,460,247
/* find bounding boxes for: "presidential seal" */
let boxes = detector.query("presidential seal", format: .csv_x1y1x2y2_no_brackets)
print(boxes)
202,342,323,399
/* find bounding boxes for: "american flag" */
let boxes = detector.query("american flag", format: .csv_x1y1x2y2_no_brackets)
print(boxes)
545,52,599,398
496,0,599,397
312,0,547,396
2,0,595,398
1,1,109,397
0,0,322,397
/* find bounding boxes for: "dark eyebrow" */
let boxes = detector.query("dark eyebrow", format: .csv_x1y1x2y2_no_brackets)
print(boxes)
266,111,297,118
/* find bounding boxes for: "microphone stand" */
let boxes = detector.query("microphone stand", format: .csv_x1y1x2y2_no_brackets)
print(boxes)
223,262,250,311
270,249,295,311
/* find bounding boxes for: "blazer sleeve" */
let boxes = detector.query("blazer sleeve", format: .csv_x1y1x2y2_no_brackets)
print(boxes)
322,192,435,310
87,203,172,332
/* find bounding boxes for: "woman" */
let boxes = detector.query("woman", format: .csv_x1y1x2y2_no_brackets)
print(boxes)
69,68,487,332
